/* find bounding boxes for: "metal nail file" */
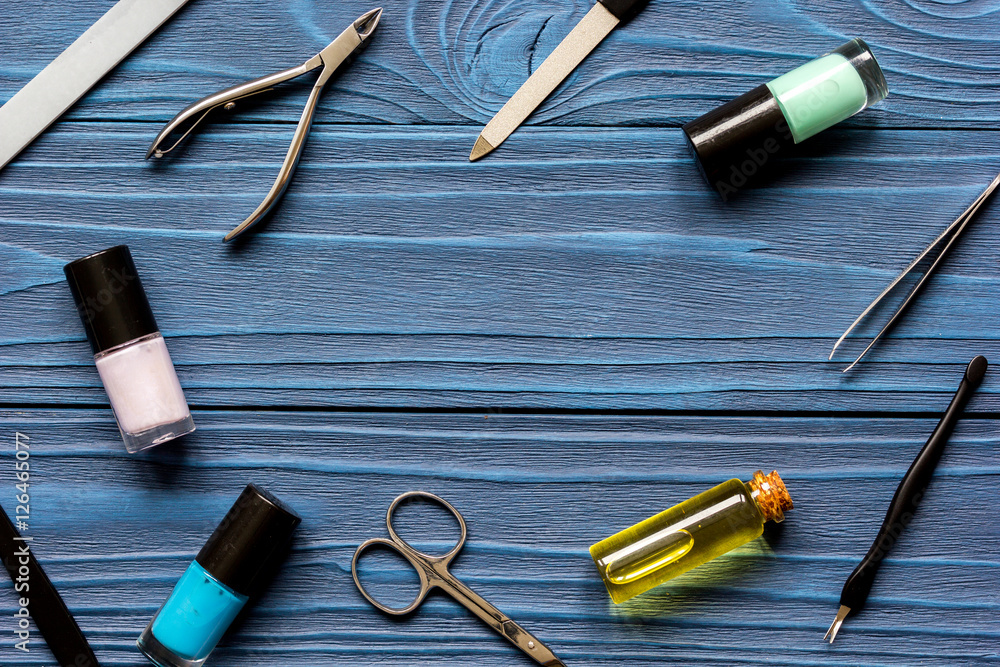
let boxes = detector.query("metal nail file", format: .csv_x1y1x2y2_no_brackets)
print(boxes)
0,0,192,172
470,0,649,161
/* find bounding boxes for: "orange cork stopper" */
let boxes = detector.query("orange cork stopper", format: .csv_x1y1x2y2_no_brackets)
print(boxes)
748,470,794,523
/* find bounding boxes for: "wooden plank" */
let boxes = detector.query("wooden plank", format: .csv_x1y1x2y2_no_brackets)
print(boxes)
0,410,996,665
0,0,998,130
2,124,998,410
1,4,997,667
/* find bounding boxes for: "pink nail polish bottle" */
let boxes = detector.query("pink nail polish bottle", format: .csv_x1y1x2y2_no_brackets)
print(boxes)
64,245,195,453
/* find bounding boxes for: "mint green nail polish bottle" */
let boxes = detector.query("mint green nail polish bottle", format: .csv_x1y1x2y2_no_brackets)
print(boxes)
766,39,888,143
683,38,888,199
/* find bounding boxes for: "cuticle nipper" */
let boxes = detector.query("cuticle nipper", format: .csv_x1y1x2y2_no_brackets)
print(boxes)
147,8,383,243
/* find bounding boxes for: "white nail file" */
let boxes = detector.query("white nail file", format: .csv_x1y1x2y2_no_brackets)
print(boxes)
0,0,193,171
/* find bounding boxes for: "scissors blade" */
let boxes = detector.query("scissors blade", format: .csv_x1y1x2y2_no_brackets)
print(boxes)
499,619,567,666
438,574,567,666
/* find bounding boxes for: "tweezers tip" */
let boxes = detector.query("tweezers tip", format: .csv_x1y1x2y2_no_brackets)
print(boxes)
224,215,259,243
469,135,494,161
842,345,874,373
828,326,856,361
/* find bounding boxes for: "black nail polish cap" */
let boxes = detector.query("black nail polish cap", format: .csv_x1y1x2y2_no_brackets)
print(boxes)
64,245,159,355
682,85,796,200
196,484,302,597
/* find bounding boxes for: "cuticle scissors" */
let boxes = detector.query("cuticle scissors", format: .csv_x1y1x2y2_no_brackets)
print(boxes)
147,8,383,243
352,491,567,667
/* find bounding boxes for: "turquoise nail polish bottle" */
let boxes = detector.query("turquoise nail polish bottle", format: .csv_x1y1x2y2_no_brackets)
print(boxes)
683,38,888,199
146,562,248,661
137,484,300,667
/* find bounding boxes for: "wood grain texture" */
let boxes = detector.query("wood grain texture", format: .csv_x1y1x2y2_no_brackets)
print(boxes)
2,124,998,409
0,410,997,666
0,0,998,665
1,0,999,129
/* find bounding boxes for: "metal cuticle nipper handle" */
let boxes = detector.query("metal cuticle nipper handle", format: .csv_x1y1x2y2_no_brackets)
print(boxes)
146,8,383,243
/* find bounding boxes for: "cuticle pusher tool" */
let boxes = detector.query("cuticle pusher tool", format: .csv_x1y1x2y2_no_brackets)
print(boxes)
831,172,1000,372
147,8,383,243
824,355,988,643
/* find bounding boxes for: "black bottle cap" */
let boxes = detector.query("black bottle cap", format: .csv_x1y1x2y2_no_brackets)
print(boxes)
682,85,797,200
196,484,301,597
63,245,160,355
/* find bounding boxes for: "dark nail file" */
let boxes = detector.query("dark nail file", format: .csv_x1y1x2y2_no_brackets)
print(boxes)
0,505,100,667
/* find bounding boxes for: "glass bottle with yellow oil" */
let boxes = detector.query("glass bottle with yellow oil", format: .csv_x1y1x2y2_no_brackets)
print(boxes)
590,470,793,603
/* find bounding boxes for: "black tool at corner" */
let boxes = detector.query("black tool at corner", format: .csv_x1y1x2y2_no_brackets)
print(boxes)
824,355,989,643
0,506,100,667
599,0,651,21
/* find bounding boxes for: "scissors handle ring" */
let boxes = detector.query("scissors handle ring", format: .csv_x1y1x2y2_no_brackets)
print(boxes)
385,491,468,564
351,537,431,615
352,491,468,616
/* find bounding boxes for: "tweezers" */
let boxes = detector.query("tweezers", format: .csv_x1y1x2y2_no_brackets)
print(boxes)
831,171,1000,371
147,8,383,242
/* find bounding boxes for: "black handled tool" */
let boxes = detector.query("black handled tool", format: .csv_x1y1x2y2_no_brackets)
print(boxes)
824,355,989,643
1,505,100,666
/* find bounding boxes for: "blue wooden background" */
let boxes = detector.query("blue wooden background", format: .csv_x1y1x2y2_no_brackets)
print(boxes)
1,0,998,665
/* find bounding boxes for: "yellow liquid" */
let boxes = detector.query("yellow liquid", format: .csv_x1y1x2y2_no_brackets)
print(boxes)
590,479,765,604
